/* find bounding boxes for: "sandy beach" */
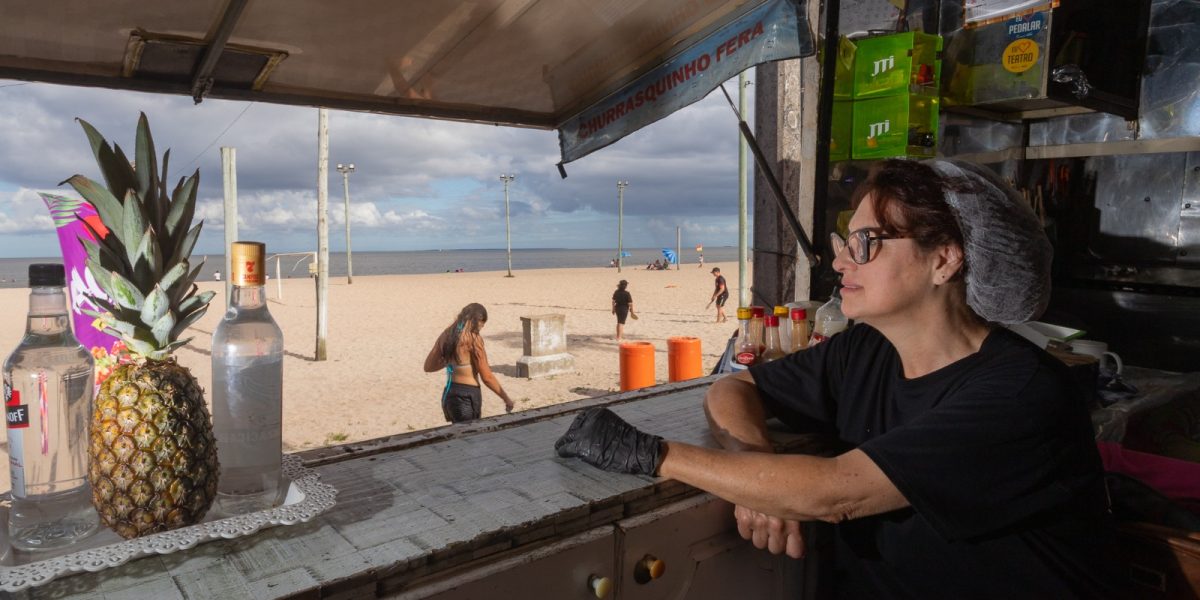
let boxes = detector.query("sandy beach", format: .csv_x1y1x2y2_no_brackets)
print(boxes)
0,261,747,492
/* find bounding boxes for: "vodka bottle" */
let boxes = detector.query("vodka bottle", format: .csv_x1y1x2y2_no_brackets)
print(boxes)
809,288,849,347
212,242,284,515
3,264,99,551
760,315,786,362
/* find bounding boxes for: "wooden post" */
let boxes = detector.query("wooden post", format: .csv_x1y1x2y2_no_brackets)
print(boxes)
737,73,750,308
275,255,283,300
221,147,237,308
316,109,329,361
751,0,825,307
676,226,681,270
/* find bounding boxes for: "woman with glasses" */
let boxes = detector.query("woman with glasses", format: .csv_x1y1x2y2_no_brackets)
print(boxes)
556,159,1124,598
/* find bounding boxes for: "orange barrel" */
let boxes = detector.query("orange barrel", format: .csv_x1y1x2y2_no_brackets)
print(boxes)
667,337,703,382
619,341,656,391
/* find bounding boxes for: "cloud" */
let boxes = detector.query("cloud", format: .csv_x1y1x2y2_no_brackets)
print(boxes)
0,188,60,233
0,76,758,254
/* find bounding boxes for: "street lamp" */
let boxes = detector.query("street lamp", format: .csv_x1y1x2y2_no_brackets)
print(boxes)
336,163,355,284
616,180,628,273
500,174,516,278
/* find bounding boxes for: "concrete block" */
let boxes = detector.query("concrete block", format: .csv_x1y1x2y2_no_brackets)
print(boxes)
520,314,567,356
516,353,574,378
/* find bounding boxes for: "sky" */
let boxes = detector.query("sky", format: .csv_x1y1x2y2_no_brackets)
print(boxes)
0,77,756,258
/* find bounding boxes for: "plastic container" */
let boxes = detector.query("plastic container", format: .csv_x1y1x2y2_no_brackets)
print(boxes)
810,289,849,346
761,316,786,362
773,306,791,352
619,342,656,391
667,337,703,382
734,307,757,367
790,308,810,352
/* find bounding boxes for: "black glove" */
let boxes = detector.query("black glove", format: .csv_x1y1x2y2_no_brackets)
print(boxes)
555,407,664,476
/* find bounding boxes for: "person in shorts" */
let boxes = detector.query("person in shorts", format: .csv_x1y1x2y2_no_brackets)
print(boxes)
612,279,635,340
423,303,514,422
707,267,729,323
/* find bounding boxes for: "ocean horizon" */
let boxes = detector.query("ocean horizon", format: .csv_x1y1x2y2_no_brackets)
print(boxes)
0,247,743,288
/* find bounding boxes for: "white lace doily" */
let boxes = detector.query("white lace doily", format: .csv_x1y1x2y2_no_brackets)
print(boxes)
0,455,337,592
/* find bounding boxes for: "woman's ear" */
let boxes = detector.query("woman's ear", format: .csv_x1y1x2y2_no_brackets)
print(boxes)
933,244,966,285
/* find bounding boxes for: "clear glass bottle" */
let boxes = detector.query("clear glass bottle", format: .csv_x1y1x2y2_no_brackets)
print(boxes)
790,308,810,352
760,315,786,362
3,264,99,551
733,307,758,367
212,242,284,516
809,288,849,347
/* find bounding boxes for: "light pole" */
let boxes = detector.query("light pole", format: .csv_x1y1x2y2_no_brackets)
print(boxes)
616,180,628,273
500,174,516,278
336,162,356,284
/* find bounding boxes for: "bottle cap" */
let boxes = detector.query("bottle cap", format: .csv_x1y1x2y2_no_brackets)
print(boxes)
751,306,766,318
736,307,753,320
230,241,266,287
773,306,788,316
791,308,807,320
28,263,65,287
765,315,779,327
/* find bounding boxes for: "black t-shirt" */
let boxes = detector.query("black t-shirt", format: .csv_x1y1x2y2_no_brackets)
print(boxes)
612,289,632,307
714,275,727,294
749,324,1124,599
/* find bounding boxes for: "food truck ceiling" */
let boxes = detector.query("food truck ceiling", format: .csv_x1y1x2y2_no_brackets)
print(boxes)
0,0,813,163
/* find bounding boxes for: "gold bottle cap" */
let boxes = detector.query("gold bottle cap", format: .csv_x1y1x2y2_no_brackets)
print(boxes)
230,241,266,287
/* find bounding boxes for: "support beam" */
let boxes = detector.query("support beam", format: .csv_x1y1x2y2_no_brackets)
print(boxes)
316,109,330,361
221,147,237,308
751,0,831,306
190,0,251,103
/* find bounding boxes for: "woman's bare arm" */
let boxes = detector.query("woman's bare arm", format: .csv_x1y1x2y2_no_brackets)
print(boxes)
471,335,515,410
423,329,449,372
704,371,775,452
658,444,908,523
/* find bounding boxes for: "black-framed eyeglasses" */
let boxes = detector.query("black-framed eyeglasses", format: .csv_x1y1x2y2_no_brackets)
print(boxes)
830,228,906,265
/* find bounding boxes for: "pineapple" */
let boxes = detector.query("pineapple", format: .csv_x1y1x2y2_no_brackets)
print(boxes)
66,113,220,539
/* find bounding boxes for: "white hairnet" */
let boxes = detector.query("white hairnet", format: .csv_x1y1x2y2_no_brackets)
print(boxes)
923,159,1053,324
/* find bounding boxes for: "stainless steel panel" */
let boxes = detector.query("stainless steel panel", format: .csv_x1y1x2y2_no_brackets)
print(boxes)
1181,151,1200,264
1029,0,1200,144
940,112,1025,155
399,527,616,600
1029,112,1137,146
617,494,804,600
1087,153,1186,263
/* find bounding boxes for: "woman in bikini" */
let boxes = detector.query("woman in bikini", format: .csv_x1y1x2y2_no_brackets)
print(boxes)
423,303,515,423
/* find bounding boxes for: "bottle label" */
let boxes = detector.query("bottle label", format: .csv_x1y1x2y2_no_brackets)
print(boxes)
735,352,757,366
4,374,26,497
6,388,29,429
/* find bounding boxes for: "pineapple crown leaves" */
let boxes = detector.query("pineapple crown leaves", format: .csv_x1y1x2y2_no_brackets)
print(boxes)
66,113,212,360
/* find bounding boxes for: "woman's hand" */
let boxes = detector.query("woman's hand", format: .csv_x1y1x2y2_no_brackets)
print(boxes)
734,505,806,559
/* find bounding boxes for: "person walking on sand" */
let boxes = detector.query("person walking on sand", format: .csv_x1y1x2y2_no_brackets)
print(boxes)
698,254,704,268
424,303,515,423
707,267,729,323
612,279,636,341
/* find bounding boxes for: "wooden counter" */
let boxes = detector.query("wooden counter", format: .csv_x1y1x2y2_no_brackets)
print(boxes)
12,376,775,599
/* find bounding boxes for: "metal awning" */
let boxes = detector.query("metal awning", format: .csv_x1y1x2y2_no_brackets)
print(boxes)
1,0,806,137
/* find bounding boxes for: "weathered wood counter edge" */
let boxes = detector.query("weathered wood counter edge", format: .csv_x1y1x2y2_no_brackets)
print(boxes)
8,375,767,599
294,374,725,467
